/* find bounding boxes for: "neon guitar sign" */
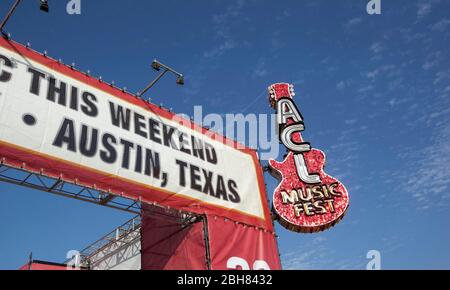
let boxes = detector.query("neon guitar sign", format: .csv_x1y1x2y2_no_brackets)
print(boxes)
268,83,349,233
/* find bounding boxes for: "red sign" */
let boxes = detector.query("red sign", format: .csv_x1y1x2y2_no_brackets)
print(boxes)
268,83,350,233
207,217,282,270
19,261,73,270
141,209,207,270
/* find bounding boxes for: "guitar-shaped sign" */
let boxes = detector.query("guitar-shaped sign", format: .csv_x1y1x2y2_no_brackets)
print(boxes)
268,83,349,233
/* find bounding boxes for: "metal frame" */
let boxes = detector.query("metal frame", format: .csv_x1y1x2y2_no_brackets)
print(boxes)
75,215,142,269
138,59,184,99
0,164,141,214
0,163,213,269
73,207,208,269
0,0,22,35
1,0,49,37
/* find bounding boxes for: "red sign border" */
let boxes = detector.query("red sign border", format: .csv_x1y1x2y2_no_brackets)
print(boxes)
0,37,273,231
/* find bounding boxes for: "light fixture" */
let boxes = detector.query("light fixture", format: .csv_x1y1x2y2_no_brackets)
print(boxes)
151,60,161,71
39,0,49,13
176,75,185,86
139,59,185,98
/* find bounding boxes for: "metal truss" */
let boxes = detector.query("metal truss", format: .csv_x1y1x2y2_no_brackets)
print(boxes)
76,215,142,269
75,207,204,269
0,164,141,214
0,163,210,269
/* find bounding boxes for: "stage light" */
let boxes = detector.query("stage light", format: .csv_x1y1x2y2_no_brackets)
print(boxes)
139,60,185,97
176,75,185,86
151,60,161,71
39,0,49,13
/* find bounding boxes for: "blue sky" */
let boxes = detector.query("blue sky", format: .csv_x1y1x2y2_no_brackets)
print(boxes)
0,0,449,270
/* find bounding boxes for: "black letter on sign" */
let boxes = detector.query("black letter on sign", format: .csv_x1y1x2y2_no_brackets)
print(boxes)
0,54,13,82
27,68,46,95
80,125,98,157
134,112,148,138
120,139,134,170
175,160,188,187
109,102,131,131
69,86,79,111
149,118,162,144
228,180,241,203
100,133,117,164
202,169,215,196
191,136,205,161
47,77,67,106
53,118,76,152
205,143,218,165
190,165,202,192
163,125,178,149
81,92,98,117
145,149,161,179
215,175,228,201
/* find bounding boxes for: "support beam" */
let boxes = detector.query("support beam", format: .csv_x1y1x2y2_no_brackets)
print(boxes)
0,164,140,214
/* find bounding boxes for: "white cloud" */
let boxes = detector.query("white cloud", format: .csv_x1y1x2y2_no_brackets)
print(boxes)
344,17,362,30
281,237,330,270
417,0,441,20
363,64,399,81
203,40,236,59
398,28,427,44
203,0,246,59
358,84,374,93
212,0,245,27
252,58,268,78
366,69,380,79
269,30,286,51
434,69,450,85
370,42,384,54
422,60,438,70
281,236,364,270
417,3,432,19
336,81,346,90
422,51,442,71
430,18,450,31
276,9,291,21
397,122,450,210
